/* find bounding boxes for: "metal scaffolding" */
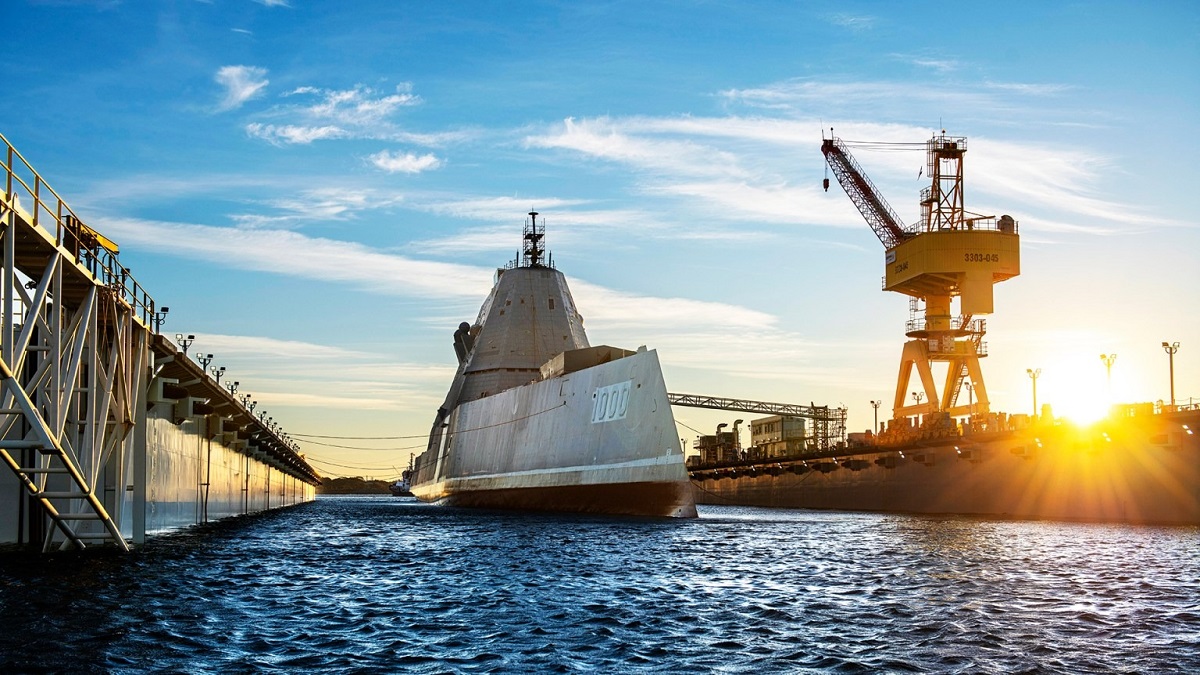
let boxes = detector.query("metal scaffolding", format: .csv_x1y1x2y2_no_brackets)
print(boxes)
0,133,155,551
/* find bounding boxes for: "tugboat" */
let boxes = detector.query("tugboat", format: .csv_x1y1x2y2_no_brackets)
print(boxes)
408,212,696,517
388,472,412,497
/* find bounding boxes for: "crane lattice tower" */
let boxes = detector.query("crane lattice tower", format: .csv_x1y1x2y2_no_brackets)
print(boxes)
822,133,1021,422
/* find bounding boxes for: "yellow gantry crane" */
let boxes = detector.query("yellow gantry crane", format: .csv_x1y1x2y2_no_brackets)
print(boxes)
822,132,1021,423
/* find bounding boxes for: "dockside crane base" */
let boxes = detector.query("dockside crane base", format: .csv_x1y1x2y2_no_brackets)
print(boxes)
822,132,1021,424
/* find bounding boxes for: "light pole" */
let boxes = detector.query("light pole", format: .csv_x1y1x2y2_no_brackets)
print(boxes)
227,380,240,395
1026,368,1041,417
198,353,214,371
153,306,169,332
211,365,225,385
1100,353,1116,392
175,333,195,355
1162,342,1180,408
869,400,881,435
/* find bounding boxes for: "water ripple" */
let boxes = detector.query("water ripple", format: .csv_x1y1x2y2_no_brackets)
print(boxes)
1,497,1198,673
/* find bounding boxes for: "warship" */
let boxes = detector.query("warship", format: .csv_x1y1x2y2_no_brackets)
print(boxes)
408,213,697,518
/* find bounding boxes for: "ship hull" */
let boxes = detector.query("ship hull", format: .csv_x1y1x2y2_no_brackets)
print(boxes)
412,349,697,518
692,410,1200,525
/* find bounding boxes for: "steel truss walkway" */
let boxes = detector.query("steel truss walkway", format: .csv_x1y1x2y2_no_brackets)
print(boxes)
1,134,155,551
668,393,847,451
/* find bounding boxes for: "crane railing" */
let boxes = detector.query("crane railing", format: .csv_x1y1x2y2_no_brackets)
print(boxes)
821,137,910,249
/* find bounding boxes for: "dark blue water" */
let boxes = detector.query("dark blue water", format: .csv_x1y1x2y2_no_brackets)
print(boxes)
2,496,1197,673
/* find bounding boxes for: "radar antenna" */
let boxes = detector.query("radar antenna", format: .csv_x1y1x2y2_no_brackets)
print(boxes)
522,210,547,268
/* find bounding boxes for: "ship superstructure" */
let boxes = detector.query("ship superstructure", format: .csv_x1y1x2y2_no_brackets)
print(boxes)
409,213,696,517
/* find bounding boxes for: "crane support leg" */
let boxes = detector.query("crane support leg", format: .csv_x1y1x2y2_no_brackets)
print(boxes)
892,339,939,418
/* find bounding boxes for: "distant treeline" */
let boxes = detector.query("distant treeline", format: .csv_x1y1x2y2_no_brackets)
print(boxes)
318,477,394,494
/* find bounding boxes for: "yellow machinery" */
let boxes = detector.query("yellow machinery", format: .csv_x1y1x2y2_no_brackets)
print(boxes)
822,133,1020,422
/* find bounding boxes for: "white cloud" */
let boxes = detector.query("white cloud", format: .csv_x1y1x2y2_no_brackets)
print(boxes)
101,216,492,300
242,83,445,146
570,280,775,331
214,65,268,111
526,116,748,181
523,111,1175,237
254,0,291,7
228,187,403,229
420,195,590,221
368,150,442,174
288,83,421,126
98,215,770,333
910,57,959,73
245,123,346,145
183,333,454,412
827,13,876,31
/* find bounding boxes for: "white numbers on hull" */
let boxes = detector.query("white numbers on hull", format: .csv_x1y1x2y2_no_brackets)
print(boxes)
592,380,632,424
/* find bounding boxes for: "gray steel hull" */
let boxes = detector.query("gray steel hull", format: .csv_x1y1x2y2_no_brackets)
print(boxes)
412,349,696,518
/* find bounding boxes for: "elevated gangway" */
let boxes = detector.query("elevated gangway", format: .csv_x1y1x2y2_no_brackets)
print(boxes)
668,393,848,450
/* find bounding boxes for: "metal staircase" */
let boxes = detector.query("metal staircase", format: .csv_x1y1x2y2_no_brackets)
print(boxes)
2,132,149,552
0,356,127,550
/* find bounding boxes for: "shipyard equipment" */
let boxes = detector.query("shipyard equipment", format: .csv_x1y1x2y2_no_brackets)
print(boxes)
822,132,1020,422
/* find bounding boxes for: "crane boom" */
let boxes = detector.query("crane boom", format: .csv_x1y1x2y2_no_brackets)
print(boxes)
821,137,909,249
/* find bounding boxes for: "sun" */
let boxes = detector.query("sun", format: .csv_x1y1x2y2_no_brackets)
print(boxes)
1037,354,1115,425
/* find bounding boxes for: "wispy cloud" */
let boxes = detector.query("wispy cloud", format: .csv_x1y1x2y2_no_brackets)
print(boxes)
983,81,1074,95
827,13,876,31
525,116,749,181
102,216,491,299
910,57,959,73
214,65,268,111
228,187,404,229
186,333,453,412
99,215,771,332
288,83,420,126
240,83,448,147
245,123,346,145
571,280,774,331
368,150,442,174
419,195,592,221
522,106,1176,237
253,0,291,7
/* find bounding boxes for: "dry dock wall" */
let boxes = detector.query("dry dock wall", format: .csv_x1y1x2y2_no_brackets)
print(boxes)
1,407,315,546
141,413,314,536
693,412,1200,525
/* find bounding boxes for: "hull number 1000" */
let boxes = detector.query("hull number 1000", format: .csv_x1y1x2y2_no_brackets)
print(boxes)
592,381,632,424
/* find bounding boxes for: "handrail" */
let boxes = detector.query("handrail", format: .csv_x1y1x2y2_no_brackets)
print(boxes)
1,132,159,328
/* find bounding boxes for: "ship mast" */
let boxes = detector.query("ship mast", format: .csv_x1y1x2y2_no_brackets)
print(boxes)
522,210,547,268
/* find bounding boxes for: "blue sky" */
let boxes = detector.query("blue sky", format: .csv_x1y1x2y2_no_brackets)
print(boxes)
3,1,1197,478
